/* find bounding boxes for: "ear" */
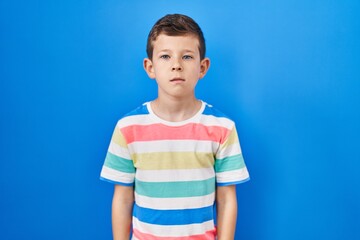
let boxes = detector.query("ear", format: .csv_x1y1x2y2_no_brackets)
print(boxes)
199,57,210,79
143,58,156,79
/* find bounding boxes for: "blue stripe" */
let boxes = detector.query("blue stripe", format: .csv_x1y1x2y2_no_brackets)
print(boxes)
216,177,250,186
134,177,215,198
215,154,245,173
99,177,134,187
104,152,135,173
202,104,230,118
123,104,149,117
133,203,214,225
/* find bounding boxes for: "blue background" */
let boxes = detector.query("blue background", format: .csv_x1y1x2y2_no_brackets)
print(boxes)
1,1,359,239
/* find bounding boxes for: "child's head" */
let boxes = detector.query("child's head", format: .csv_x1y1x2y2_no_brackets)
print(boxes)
146,14,206,60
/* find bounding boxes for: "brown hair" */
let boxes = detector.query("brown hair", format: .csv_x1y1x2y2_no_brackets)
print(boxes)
146,14,206,60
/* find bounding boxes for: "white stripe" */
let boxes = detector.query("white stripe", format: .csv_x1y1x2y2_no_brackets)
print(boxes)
216,142,242,159
117,114,156,128
129,139,218,154
108,142,131,159
200,114,234,129
100,166,134,184
133,217,215,237
134,192,215,210
116,112,234,129
135,167,215,182
216,168,249,183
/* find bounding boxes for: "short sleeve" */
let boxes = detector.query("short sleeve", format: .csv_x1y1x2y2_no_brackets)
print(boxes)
100,122,135,186
214,126,250,186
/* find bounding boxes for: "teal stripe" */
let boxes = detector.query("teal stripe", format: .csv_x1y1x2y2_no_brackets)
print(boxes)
215,154,245,173
135,177,215,198
104,152,135,173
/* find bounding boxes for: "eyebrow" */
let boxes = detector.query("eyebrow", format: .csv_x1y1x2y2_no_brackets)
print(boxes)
157,49,196,53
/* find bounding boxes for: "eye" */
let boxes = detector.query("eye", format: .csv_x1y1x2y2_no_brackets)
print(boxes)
160,54,170,60
182,55,193,60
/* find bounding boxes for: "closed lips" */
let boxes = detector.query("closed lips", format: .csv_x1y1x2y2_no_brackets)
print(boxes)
170,78,185,82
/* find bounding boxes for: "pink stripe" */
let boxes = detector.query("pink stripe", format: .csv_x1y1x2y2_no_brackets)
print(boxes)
133,228,216,240
121,123,230,144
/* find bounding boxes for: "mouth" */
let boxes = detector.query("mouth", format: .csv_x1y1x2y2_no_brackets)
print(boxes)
170,78,185,83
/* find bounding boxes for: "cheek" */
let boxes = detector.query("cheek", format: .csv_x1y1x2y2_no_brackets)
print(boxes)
191,65,202,77
154,63,169,73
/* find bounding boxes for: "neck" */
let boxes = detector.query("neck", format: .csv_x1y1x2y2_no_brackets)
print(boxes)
151,96,201,122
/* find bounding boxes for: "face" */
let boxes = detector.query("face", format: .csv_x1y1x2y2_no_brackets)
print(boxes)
144,34,210,100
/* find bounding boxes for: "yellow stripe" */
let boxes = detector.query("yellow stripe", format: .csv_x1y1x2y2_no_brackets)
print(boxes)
111,127,128,148
220,127,239,150
132,152,215,170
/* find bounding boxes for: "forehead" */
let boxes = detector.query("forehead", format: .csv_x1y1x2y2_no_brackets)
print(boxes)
152,34,200,52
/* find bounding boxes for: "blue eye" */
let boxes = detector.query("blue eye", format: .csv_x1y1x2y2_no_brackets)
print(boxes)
160,55,170,59
183,55,193,60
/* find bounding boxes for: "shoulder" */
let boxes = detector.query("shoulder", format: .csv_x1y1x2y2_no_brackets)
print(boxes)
122,102,149,117
202,102,231,118
201,102,235,129
115,102,151,129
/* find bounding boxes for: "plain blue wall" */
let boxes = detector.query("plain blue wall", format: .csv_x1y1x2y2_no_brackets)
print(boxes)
1,1,359,239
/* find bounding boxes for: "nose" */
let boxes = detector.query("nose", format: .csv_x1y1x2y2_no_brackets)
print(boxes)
172,60,183,71
172,66,182,71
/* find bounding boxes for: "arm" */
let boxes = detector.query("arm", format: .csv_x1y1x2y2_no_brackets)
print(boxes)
112,184,134,240
216,185,238,240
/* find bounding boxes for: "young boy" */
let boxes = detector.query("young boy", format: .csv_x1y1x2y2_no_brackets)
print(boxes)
100,14,250,240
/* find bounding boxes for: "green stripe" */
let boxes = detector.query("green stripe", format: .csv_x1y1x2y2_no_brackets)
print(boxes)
215,154,245,173
104,152,135,173
135,177,215,198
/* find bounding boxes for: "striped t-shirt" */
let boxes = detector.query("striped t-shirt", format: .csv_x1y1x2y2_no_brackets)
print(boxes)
100,101,250,239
